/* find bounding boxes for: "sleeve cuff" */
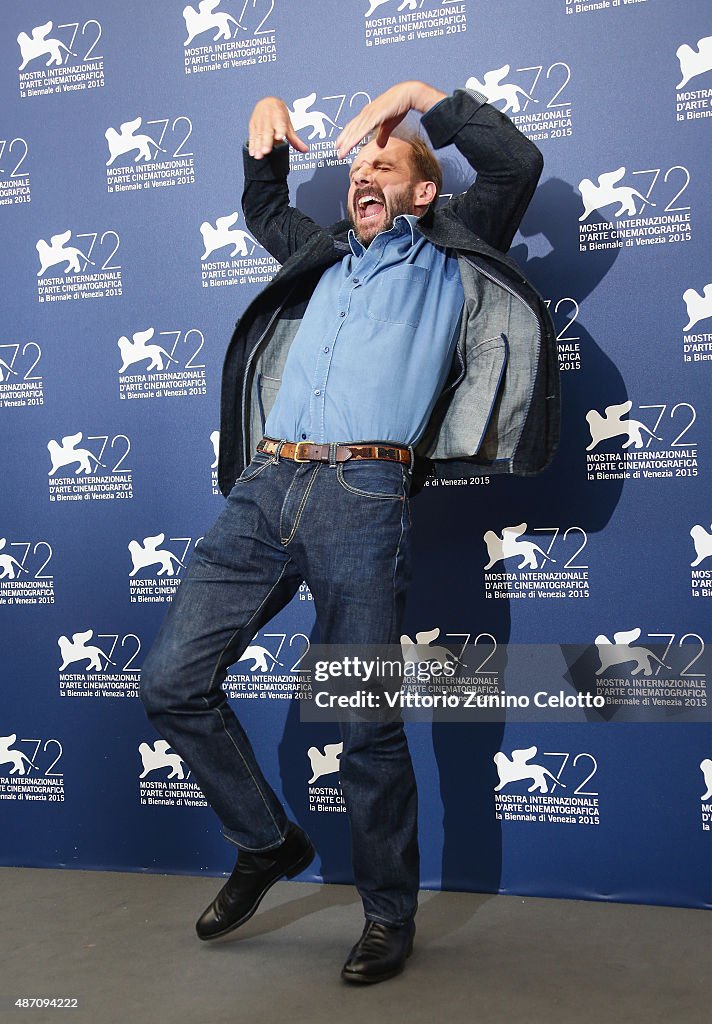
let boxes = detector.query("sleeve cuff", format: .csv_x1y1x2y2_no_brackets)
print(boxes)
242,141,290,182
420,88,488,149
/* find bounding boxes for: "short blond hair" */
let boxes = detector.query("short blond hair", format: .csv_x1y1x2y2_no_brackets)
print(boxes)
391,126,442,209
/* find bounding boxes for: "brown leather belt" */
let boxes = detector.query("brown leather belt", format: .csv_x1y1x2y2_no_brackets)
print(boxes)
257,436,412,467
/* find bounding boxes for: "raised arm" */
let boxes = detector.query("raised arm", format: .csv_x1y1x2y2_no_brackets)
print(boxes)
421,89,543,252
335,80,447,156
337,82,543,254
242,96,326,265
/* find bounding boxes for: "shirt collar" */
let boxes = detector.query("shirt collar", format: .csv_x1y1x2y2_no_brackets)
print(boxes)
348,213,419,257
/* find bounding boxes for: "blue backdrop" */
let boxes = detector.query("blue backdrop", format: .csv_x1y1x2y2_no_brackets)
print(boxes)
1,0,710,910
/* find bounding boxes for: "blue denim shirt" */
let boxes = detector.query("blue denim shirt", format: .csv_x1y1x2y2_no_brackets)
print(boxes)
264,214,464,445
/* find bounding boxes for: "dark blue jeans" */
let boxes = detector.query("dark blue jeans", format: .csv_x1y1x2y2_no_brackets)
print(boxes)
140,446,419,926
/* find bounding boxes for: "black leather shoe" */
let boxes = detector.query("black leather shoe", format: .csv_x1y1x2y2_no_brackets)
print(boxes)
341,920,415,984
196,823,315,940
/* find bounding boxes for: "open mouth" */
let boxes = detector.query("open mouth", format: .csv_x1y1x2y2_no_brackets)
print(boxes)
356,193,385,221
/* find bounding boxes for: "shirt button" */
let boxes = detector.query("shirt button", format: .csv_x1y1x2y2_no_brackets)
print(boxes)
323,346,330,353
339,311,345,317
353,278,359,284
314,389,321,396
301,433,307,440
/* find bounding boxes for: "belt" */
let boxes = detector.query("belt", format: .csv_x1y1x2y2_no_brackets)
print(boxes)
257,437,412,467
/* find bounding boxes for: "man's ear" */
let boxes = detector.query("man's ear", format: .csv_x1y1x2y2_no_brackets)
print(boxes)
413,180,437,211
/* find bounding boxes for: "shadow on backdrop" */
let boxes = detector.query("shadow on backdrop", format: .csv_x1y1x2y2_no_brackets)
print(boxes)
511,177,633,714
279,688,354,888
295,166,347,225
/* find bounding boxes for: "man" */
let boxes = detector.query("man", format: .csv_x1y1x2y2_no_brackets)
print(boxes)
141,80,558,984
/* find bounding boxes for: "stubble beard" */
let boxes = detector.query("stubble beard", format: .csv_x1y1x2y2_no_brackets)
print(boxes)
348,183,416,247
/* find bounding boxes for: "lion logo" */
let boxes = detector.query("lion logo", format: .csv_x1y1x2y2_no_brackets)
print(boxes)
307,742,342,784
494,747,565,794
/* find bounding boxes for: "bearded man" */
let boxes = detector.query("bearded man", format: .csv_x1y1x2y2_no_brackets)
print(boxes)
140,80,558,984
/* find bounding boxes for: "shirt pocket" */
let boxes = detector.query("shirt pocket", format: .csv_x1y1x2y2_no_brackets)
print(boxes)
366,265,429,328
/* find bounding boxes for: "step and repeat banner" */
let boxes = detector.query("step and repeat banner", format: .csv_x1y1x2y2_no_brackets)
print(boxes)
1,1,710,909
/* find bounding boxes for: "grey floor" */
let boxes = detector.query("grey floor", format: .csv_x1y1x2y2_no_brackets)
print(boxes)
1,867,709,1024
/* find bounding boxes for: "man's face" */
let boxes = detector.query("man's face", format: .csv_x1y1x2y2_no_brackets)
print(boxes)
347,137,421,246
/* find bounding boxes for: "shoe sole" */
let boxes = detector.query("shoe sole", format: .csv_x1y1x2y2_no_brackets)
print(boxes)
340,935,414,984
197,842,316,941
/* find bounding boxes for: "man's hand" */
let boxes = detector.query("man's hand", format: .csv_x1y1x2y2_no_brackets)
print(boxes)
335,81,446,159
248,97,309,159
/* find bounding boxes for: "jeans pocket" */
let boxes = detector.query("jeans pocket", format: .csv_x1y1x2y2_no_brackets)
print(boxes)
336,460,406,500
234,451,273,484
